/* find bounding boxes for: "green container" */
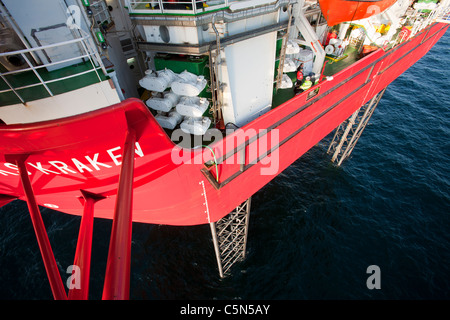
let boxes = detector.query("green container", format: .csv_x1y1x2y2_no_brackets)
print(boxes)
276,37,283,53
154,54,211,98
154,54,209,78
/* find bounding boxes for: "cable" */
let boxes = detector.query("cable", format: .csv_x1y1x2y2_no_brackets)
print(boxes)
202,145,219,182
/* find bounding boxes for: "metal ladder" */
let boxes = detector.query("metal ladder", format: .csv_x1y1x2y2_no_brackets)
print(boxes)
327,88,387,166
208,16,224,126
210,197,251,278
275,5,293,90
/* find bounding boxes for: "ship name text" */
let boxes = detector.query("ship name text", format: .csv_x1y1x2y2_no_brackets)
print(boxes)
0,142,144,177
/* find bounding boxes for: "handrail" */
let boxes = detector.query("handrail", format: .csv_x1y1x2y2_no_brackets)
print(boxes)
125,0,233,15
0,36,106,105
0,37,90,57
201,22,447,190
0,54,91,77
435,0,450,23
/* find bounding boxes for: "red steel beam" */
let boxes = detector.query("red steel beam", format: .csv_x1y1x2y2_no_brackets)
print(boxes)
15,157,67,300
68,190,105,300
102,128,136,300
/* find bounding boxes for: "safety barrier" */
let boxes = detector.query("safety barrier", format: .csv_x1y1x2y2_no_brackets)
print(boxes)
0,35,106,105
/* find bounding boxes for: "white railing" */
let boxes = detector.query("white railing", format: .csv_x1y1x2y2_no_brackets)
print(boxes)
0,36,106,104
124,0,238,15
401,0,450,40
435,0,450,23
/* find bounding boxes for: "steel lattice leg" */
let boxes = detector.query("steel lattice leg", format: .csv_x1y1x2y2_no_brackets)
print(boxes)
210,197,251,278
327,88,387,166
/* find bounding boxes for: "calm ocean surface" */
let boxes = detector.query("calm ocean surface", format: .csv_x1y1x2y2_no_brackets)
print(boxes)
0,30,448,301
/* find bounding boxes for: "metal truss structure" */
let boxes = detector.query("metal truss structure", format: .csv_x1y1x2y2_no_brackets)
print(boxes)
210,197,251,278
327,88,387,166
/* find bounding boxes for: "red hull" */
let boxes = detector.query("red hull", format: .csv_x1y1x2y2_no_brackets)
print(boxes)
0,23,448,226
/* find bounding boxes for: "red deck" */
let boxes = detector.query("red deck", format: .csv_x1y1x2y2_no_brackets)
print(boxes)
0,22,448,226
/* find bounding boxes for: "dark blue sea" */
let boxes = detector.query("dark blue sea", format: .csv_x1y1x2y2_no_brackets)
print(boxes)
0,30,449,303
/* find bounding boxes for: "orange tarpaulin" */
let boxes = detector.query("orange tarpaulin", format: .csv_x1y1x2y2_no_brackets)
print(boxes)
318,0,397,26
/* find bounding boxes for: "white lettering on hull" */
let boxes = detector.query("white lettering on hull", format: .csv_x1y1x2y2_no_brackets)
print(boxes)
0,142,144,177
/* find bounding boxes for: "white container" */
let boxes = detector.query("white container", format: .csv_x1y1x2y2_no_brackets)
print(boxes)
286,40,300,54
413,2,437,11
146,91,180,112
176,96,209,118
171,70,207,96
283,58,297,73
329,38,338,46
155,110,183,130
180,117,211,135
280,73,293,89
297,48,314,75
139,68,178,92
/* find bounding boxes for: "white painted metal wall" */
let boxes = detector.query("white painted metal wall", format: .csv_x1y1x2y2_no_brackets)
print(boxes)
2,0,91,71
221,31,277,127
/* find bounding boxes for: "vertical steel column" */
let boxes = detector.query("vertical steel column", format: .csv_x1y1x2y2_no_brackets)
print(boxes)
102,128,136,300
241,198,251,260
15,158,67,300
68,190,105,300
210,222,224,278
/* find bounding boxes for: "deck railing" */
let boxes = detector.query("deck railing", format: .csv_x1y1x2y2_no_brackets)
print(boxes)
435,0,450,23
0,35,106,105
124,0,239,15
